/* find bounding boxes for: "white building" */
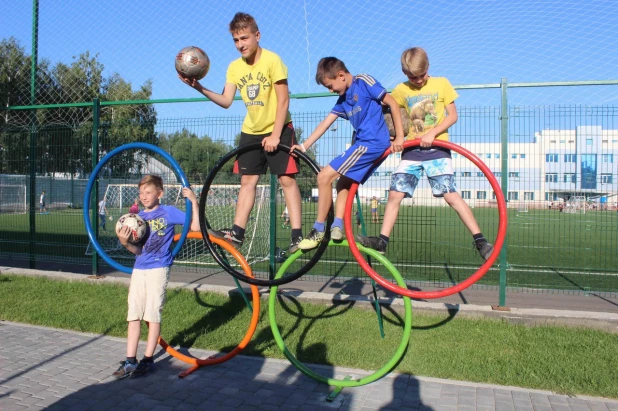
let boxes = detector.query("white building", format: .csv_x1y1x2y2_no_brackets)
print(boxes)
361,126,618,209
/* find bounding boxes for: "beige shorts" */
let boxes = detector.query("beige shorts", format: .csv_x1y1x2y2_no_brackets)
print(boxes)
127,267,170,323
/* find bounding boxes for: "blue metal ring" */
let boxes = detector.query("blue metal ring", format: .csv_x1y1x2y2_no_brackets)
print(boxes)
83,143,191,274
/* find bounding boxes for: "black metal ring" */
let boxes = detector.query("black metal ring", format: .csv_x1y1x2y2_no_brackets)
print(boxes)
199,142,333,286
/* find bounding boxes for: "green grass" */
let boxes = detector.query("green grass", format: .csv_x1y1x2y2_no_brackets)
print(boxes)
1,274,617,398
1,205,618,293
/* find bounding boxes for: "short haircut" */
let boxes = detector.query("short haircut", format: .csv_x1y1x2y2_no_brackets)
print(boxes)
401,47,429,77
229,12,259,34
139,175,164,192
315,57,349,86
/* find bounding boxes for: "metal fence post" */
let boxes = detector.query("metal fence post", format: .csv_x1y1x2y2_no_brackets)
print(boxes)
28,0,39,269
499,78,509,307
269,174,277,279
91,98,100,275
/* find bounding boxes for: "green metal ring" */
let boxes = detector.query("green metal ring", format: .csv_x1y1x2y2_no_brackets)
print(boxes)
268,240,412,387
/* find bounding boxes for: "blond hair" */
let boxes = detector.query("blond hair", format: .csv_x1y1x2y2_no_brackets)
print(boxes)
315,57,349,86
229,12,259,34
138,175,164,192
401,47,429,77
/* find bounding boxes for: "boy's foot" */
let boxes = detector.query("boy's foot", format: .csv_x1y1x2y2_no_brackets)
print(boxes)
355,234,387,254
288,236,303,254
130,359,155,378
297,229,325,251
475,241,494,260
112,360,137,379
208,228,244,248
330,226,344,241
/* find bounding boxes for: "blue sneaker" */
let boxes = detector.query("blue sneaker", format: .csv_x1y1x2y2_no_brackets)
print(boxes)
112,360,137,379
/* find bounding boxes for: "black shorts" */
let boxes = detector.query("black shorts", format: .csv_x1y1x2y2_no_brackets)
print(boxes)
233,122,299,176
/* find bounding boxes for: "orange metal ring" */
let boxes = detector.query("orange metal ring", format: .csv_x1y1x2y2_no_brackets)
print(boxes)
159,232,260,377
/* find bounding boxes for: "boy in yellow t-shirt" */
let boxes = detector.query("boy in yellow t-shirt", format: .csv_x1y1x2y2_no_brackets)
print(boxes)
356,47,494,260
179,12,303,253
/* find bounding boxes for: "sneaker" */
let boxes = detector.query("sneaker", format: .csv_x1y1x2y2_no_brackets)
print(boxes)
355,234,387,254
330,226,344,241
475,241,494,261
288,236,303,254
112,360,137,379
208,228,244,248
297,228,325,251
130,359,155,378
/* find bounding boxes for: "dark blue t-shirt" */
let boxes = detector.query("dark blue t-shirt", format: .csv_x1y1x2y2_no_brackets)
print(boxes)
134,205,185,269
331,74,390,148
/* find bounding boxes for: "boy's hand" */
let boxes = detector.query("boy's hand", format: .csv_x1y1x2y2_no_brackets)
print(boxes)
262,134,280,153
116,225,132,246
177,73,202,89
288,144,306,157
181,187,197,202
419,130,437,148
391,136,404,153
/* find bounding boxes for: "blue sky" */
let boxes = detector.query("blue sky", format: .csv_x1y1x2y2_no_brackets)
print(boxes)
2,0,617,121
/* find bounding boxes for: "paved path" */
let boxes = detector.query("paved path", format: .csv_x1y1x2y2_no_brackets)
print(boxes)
1,322,617,411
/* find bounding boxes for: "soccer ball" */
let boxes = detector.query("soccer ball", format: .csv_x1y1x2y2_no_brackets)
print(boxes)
175,46,210,80
116,213,148,244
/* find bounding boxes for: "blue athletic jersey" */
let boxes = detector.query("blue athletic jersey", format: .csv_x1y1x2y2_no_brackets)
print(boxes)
134,205,185,269
331,74,390,147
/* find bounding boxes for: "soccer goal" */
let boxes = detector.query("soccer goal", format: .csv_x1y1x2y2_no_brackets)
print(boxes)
517,201,529,213
87,184,273,268
0,185,27,214
563,196,586,214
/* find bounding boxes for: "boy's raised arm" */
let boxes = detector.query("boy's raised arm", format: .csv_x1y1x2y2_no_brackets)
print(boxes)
182,187,201,232
383,94,405,153
178,75,237,109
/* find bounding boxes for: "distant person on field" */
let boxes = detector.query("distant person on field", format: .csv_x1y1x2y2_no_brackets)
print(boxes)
98,199,107,231
371,196,379,223
113,175,199,379
39,190,47,213
356,47,494,260
129,197,139,214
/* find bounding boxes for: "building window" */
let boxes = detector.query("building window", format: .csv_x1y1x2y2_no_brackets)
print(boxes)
508,192,519,201
545,192,558,201
545,173,558,182
461,172,471,177
485,153,491,159
601,174,613,184
452,153,459,158
586,138,593,146
509,172,520,178
564,154,577,163
511,153,517,159
564,173,576,183
560,140,565,144
461,191,471,199
495,153,500,159
545,154,558,162
520,154,526,159
492,191,497,200
477,172,484,177
602,154,614,163
524,192,534,201
477,191,487,200
494,172,502,177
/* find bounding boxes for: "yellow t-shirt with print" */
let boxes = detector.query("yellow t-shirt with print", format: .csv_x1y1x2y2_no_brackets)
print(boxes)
391,77,458,141
226,48,292,135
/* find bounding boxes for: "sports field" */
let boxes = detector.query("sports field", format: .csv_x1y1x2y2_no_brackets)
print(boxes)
1,203,616,294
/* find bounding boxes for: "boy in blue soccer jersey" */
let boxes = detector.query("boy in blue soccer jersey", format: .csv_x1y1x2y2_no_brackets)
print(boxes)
291,57,405,250
356,47,493,260
112,175,200,379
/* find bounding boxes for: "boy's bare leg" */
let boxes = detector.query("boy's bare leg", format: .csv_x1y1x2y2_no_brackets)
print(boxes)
380,190,407,237
144,321,161,357
126,320,141,357
233,174,260,228
279,174,302,229
334,176,353,220
443,192,481,235
316,166,340,222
